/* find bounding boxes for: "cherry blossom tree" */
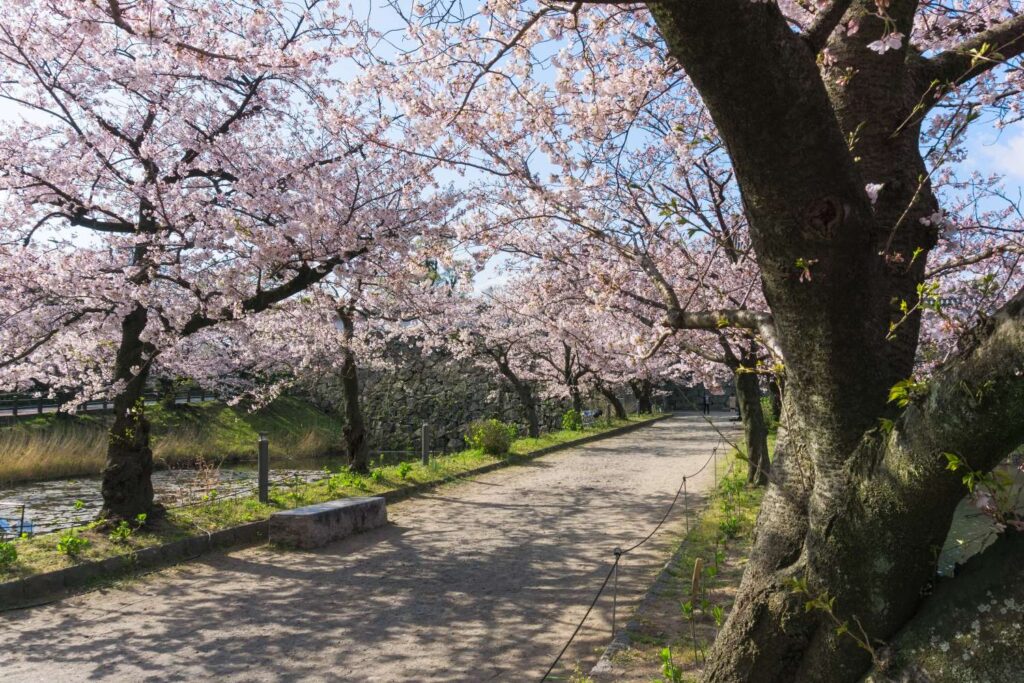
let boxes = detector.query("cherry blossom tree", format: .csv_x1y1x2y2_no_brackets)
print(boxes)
367,1,1024,679
0,1,450,520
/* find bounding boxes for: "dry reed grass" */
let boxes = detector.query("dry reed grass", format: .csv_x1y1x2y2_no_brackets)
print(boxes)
0,399,342,484
0,420,107,483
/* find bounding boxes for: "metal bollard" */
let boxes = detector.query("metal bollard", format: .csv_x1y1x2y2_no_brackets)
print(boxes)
258,432,270,503
421,423,429,466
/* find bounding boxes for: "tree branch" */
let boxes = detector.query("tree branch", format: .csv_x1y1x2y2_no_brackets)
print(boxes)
180,248,367,336
803,0,854,54
918,13,1024,90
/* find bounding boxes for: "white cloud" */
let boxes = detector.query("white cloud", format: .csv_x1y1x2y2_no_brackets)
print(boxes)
965,125,1024,184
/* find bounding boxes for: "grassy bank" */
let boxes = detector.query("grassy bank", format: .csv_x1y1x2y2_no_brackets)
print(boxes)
602,451,766,682
0,397,344,484
0,414,662,585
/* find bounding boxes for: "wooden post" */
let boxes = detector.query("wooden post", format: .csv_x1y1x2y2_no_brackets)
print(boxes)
258,433,270,503
421,423,429,465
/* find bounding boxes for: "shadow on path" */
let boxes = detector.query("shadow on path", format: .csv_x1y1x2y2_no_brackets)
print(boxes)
1,415,737,682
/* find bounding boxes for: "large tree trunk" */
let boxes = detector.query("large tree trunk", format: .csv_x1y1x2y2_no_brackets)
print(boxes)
705,295,1024,682
569,387,583,415
734,369,770,486
630,378,654,414
767,376,783,424
491,350,541,437
646,1,1024,680
515,381,541,437
598,385,627,419
339,311,369,473
100,304,158,521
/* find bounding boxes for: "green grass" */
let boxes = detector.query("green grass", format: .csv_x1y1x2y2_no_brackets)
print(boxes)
0,397,344,484
0,414,661,584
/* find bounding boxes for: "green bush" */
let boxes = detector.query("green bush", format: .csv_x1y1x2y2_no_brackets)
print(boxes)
465,419,517,455
562,409,583,431
397,461,413,479
56,529,90,558
0,540,16,568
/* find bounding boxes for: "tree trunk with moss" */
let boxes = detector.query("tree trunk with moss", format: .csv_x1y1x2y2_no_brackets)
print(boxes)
645,1,1024,680
734,369,770,486
488,347,541,437
338,309,370,473
630,378,654,414
101,304,158,522
597,383,627,419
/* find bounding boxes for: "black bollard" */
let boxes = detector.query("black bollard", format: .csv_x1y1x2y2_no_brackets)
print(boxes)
258,433,269,503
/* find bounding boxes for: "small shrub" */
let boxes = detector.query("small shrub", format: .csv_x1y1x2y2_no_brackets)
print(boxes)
718,512,742,539
109,513,147,545
370,468,384,483
656,646,684,683
56,530,90,558
465,419,516,455
397,461,413,479
109,521,133,544
562,409,583,431
0,540,16,568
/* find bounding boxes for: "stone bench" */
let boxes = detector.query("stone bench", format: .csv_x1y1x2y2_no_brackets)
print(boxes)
269,497,387,549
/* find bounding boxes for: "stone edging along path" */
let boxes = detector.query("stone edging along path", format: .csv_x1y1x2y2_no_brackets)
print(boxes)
0,414,672,611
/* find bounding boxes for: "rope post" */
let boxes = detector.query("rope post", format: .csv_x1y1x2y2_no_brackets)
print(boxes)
713,447,718,490
257,432,270,503
682,476,689,536
421,423,429,466
18,505,26,537
612,547,622,637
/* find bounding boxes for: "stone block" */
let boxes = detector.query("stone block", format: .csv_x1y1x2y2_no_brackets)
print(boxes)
269,497,387,550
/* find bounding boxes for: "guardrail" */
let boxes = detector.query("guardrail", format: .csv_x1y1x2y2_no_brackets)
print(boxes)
0,389,217,420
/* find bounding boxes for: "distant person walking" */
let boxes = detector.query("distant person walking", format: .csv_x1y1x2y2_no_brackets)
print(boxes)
702,392,711,415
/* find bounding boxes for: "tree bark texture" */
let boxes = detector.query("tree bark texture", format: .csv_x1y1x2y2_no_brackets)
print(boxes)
100,304,157,521
646,1,1024,680
339,310,370,473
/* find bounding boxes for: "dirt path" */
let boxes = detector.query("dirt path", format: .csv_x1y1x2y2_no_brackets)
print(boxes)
1,414,738,682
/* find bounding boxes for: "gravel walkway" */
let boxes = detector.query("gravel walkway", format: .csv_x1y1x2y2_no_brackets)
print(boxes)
1,414,738,682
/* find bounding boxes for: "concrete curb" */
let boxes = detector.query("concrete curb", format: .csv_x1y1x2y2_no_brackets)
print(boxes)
0,520,267,611
0,414,672,610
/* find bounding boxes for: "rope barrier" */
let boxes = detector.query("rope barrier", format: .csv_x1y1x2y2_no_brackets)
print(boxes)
539,436,724,682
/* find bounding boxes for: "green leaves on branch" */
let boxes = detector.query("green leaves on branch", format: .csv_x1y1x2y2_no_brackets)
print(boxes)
789,577,880,663
887,280,943,341
888,377,928,408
